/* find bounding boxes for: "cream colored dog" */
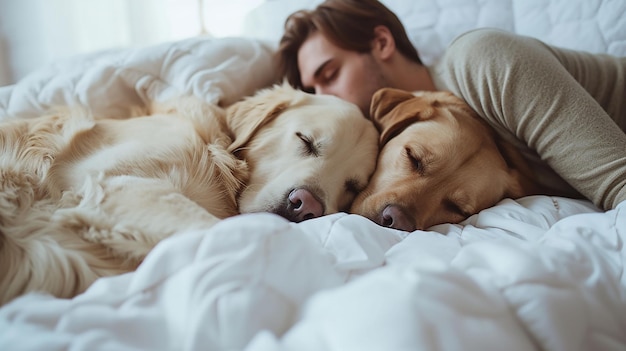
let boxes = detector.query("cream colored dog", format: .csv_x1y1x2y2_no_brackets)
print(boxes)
0,84,378,305
351,88,572,232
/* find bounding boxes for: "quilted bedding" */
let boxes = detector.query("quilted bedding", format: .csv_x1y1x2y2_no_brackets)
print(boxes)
1,1,626,351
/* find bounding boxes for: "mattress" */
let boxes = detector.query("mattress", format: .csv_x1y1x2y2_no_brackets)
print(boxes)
1,0,625,350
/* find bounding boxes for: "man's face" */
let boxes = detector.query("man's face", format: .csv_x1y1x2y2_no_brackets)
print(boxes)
297,31,388,118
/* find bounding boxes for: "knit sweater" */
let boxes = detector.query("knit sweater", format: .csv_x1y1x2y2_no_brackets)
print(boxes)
430,28,626,210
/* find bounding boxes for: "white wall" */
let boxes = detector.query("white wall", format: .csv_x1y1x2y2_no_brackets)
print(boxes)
0,0,266,86
0,33,12,85
0,0,47,86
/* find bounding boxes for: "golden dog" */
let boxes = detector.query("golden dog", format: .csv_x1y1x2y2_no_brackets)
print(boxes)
351,87,567,232
0,84,379,305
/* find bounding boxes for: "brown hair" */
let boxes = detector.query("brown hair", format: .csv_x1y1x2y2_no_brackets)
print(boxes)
276,0,422,91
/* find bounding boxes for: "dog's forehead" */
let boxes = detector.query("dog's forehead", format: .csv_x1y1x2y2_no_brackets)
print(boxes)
391,108,458,139
400,97,448,119
280,100,366,130
382,117,487,172
398,96,486,135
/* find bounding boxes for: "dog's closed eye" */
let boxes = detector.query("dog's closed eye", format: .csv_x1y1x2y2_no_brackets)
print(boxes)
296,132,320,157
405,147,424,174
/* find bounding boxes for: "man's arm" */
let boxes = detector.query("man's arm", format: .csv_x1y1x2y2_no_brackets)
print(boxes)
432,28,626,210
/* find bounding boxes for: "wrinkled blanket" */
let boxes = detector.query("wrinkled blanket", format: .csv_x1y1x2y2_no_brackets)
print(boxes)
1,196,624,351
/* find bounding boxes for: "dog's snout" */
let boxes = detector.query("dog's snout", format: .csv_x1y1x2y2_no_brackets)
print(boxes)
288,188,324,222
381,205,416,232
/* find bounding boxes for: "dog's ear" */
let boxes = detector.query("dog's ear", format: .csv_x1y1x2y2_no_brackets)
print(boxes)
226,83,304,154
370,88,421,146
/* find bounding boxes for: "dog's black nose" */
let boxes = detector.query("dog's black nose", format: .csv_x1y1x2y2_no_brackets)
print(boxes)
288,188,324,222
381,205,416,232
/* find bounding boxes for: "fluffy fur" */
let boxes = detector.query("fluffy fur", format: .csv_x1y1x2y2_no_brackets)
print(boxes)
0,84,379,305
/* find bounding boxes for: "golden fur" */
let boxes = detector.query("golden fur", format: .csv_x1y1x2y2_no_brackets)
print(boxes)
351,88,551,231
0,84,379,305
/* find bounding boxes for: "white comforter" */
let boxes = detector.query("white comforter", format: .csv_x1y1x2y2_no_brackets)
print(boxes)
1,1,626,349
0,36,278,120
0,197,624,351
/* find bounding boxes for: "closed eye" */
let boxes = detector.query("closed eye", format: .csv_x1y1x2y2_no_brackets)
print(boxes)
405,147,424,174
296,132,320,157
321,69,338,85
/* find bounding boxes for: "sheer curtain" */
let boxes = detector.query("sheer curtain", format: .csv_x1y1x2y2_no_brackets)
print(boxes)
0,0,265,86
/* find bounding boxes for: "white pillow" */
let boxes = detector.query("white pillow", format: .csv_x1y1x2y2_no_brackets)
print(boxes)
241,0,626,66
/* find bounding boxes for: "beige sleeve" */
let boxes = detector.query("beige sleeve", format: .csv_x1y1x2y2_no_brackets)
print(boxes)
431,28,626,210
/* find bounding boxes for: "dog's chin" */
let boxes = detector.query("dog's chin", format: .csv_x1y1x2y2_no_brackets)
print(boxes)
270,205,301,223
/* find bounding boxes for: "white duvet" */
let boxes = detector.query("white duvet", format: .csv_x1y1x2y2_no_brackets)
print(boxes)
0,197,624,351
1,1,626,350
0,36,278,120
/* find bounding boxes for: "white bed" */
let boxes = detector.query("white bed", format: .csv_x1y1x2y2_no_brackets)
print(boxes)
1,1,625,350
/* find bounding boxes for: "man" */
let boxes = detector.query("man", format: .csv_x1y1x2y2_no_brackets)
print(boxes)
276,0,626,212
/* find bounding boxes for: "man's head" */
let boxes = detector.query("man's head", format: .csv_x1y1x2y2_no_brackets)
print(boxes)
276,0,422,117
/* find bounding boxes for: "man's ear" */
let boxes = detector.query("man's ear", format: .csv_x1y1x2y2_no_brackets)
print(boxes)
371,25,395,61
370,87,419,146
